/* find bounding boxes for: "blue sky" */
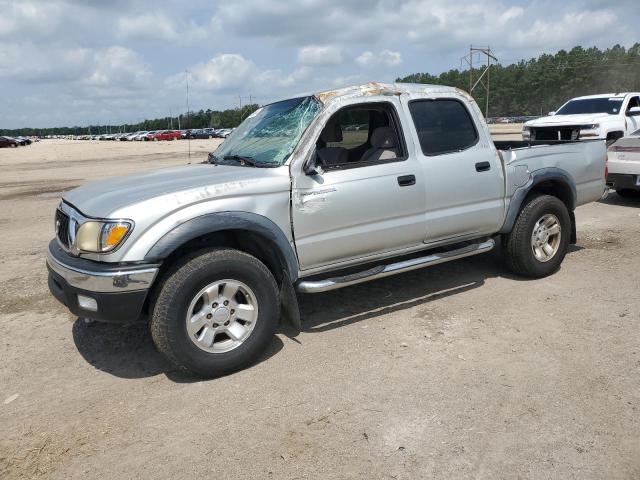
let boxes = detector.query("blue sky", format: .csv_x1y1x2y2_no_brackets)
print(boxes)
0,0,638,128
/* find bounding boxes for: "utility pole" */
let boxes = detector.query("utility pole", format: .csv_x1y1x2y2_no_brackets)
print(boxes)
461,45,498,118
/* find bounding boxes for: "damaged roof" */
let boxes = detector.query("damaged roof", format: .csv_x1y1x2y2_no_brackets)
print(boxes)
313,82,464,104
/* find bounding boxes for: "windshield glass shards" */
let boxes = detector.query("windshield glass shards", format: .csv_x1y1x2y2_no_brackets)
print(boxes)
211,96,321,167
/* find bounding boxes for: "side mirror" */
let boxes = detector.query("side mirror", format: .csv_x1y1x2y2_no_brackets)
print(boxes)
627,106,640,116
303,151,324,176
548,111,556,116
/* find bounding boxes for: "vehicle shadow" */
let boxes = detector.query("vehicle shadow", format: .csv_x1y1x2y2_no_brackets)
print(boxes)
295,247,512,333
73,241,580,379
71,318,284,382
599,190,640,207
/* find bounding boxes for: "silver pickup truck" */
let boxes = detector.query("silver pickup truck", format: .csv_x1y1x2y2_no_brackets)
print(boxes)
47,83,606,377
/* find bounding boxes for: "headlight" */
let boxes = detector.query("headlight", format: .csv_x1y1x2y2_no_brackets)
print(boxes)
580,124,599,130
76,221,132,252
522,126,530,132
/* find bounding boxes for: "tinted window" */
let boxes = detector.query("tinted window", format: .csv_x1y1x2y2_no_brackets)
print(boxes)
556,98,623,115
409,99,478,155
627,96,640,111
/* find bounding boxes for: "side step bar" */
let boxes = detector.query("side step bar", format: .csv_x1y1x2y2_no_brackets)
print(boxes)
296,239,495,293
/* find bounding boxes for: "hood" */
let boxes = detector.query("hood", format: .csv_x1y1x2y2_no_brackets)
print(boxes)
525,113,614,127
63,163,289,218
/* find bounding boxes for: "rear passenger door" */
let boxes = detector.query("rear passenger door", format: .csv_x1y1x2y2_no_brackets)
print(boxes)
405,97,505,243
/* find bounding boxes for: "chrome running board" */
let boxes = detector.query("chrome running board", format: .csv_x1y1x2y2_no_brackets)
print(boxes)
296,239,495,293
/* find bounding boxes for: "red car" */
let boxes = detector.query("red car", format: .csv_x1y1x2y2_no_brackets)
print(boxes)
0,136,19,148
147,130,181,141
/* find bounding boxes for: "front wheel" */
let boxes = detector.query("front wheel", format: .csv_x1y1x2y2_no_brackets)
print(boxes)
150,249,279,377
503,194,571,278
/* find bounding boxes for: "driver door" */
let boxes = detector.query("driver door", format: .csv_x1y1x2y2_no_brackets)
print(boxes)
291,99,427,271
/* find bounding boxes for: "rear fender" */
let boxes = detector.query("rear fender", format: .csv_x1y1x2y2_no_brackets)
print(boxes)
500,167,576,236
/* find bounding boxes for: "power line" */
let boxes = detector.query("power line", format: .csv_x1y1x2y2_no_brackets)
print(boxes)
461,45,498,117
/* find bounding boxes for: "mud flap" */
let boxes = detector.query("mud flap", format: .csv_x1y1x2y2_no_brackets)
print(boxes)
570,210,576,244
280,271,302,331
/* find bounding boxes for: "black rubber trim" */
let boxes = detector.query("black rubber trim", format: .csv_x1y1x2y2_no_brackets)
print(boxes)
143,212,299,281
48,268,148,323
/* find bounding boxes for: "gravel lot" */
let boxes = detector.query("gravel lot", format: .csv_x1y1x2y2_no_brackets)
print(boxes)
1,139,639,479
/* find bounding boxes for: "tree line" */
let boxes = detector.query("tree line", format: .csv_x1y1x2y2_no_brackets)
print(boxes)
0,104,260,137
397,44,640,117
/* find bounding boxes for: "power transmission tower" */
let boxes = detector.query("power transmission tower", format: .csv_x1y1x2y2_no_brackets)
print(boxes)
461,45,498,118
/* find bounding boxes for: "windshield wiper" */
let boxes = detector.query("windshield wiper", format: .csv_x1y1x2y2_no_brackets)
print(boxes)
208,152,219,164
223,154,271,167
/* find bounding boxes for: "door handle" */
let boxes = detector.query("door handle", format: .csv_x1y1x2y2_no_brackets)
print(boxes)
397,175,416,187
475,161,491,172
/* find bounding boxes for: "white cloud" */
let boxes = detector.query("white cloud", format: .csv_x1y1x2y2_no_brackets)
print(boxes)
83,47,152,92
297,45,344,66
1,0,640,128
356,50,402,67
117,13,207,43
183,54,255,90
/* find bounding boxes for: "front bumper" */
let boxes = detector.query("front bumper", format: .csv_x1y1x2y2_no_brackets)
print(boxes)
46,240,159,323
606,173,640,191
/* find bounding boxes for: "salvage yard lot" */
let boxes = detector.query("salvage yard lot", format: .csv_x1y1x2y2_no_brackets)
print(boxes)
1,139,639,479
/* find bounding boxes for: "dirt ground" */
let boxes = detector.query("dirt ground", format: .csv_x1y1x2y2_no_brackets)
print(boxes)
0,138,639,479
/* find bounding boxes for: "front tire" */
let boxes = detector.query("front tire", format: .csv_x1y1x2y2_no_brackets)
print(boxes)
150,249,279,377
503,194,571,278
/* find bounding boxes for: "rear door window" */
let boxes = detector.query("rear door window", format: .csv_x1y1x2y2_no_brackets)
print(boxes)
409,99,478,156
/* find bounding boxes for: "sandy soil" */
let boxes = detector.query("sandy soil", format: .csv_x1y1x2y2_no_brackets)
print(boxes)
489,123,524,141
0,139,639,479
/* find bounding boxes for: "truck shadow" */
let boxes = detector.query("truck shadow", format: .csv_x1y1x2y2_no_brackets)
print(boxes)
71,318,284,382
72,242,581,381
294,248,509,334
599,191,640,207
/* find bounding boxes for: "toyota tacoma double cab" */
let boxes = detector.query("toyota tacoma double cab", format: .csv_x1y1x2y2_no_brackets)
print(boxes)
47,83,607,377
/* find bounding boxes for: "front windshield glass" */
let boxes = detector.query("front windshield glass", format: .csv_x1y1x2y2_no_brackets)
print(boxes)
212,96,321,167
556,98,624,115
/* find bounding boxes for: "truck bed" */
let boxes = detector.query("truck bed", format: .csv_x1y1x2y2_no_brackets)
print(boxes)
496,139,606,208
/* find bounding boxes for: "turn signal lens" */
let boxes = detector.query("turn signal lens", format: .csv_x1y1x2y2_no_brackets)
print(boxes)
100,222,131,251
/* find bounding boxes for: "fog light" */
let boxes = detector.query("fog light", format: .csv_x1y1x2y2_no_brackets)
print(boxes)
77,295,98,312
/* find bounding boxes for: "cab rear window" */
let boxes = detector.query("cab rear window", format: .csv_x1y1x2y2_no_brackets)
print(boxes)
408,99,478,156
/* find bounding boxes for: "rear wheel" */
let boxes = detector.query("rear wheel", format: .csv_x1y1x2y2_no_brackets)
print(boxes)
503,194,571,278
150,249,279,377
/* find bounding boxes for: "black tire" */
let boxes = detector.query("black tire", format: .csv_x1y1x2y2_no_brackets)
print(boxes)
503,194,571,278
150,249,279,377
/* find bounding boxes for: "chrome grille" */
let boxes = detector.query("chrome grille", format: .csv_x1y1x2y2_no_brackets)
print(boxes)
55,209,70,247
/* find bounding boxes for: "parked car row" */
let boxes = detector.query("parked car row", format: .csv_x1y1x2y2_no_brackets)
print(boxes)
0,136,36,148
184,128,234,139
73,128,235,142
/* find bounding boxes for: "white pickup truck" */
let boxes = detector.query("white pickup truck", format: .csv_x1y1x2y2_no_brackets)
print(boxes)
523,93,640,144
47,83,607,377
